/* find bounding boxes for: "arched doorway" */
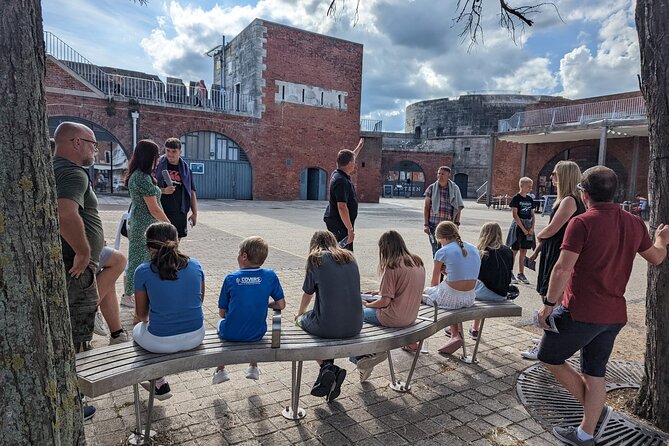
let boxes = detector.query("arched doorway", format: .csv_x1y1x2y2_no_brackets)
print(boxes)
180,130,252,199
537,146,628,201
385,160,425,197
48,116,128,194
454,173,469,199
300,168,327,200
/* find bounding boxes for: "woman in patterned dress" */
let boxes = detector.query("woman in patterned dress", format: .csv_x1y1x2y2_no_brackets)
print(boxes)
123,140,170,300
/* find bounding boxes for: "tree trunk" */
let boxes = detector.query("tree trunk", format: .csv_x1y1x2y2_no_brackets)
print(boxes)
634,0,669,431
0,1,86,444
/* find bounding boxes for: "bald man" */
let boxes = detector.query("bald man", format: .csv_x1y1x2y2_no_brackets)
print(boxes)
53,122,104,353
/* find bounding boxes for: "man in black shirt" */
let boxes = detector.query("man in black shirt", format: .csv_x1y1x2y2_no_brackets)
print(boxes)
323,138,364,251
155,138,198,238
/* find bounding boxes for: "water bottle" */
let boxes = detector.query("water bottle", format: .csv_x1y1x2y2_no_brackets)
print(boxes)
338,236,349,248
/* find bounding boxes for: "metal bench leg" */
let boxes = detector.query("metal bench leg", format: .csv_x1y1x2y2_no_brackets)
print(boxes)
461,319,485,364
389,340,423,393
282,361,306,420
458,322,469,361
128,382,157,446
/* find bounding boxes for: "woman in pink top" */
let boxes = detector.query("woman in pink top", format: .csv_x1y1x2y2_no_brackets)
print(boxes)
351,230,425,382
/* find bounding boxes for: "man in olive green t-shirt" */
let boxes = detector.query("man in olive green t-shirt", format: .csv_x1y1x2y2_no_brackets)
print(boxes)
53,122,104,352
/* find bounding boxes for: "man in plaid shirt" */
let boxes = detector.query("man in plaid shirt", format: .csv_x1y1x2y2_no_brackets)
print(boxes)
423,166,465,254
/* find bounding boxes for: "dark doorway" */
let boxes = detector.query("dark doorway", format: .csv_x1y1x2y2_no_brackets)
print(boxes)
454,173,469,199
300,167,327,200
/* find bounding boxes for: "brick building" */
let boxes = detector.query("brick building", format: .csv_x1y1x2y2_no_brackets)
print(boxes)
491,92,648,204
45,20,375,201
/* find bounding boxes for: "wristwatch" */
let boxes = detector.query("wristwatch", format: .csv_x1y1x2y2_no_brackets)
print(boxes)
542,296,556,306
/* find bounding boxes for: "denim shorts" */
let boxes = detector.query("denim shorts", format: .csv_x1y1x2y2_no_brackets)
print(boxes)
537,306,624,377
363,306,380,325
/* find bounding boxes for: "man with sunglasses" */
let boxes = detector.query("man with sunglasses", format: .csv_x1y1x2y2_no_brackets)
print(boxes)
536,166,669,446
53,122,104,421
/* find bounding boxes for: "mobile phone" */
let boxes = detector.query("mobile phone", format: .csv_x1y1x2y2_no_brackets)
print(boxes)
524,257,536,271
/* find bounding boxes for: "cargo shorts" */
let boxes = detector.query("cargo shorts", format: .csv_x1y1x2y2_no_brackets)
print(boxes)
65,263,99,345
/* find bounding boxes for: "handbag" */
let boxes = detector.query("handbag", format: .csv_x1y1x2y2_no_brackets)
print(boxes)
120,205,131,238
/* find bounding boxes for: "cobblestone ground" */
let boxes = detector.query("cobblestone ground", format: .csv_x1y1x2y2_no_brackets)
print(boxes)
84,197,649,445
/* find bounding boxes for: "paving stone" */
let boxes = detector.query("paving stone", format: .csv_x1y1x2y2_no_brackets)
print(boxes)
452,424,483,442
374,431,410,446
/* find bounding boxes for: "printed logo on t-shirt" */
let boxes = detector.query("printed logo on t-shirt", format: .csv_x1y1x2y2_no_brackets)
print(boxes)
167,169,183,186
237,276,262,285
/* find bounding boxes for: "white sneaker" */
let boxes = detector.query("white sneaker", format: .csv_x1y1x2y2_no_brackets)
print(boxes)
120,294,135,308
93,311,109,336
109,329,130,345
521,343,540,360
212,368,230,384
246,366,260,380
356,352,388,382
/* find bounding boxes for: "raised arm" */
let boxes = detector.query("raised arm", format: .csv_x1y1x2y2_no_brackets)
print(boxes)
639,223,669,265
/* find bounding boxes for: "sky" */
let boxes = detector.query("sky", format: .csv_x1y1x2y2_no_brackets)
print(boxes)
42,0,640,132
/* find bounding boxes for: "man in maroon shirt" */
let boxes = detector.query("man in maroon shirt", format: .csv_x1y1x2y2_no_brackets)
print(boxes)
537,166,669,446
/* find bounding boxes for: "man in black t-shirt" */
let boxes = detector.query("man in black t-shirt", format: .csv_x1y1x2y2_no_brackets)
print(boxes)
506,177,536,284
155,138,198,238
323,138,364,251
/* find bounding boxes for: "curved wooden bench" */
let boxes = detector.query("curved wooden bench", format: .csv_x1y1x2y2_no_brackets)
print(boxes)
75,301,521,444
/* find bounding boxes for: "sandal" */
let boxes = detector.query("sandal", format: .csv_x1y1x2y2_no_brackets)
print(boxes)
438,337,464,355
468,328,479,340
402,343,420,353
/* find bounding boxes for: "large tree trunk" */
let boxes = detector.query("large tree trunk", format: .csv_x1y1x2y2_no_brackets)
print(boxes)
0,1,86,444
635,0,669,431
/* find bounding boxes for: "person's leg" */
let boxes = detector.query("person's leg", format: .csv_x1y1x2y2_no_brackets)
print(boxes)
67,265,99,351
97,249,126,333
581,375,607,435
518,248,527,274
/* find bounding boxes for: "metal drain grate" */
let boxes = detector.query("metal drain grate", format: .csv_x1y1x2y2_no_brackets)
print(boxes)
516,359,668,445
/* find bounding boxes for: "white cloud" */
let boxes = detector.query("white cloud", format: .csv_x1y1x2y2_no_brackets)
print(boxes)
558,9,639,98
492,58,557,93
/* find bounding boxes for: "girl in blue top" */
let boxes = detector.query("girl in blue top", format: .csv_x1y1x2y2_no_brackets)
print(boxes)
133,222,205,398
422,221,480,355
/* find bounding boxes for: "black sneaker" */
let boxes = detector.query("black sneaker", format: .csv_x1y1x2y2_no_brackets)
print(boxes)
310,364,336,397
326,367,347,403
83,404,96,421
141,379,172,401
517,272,530,284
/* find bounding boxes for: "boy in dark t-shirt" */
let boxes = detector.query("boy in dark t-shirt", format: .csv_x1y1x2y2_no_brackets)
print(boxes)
507,177,536,284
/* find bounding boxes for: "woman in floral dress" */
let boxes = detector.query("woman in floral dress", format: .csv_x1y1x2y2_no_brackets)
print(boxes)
123,140,170,299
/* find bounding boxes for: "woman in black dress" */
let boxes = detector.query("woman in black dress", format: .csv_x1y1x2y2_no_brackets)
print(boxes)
523,160,585,359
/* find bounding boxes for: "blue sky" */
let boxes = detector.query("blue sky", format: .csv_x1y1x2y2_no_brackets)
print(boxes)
42,0,640,131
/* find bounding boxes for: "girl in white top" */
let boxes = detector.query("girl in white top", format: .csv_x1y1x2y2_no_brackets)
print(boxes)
422,221,480,355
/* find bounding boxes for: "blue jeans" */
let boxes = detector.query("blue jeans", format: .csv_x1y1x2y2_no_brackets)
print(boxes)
474,280,506,302
350,306,381,364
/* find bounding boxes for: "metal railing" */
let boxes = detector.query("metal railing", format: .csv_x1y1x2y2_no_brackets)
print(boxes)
44,31,254,115
476,181,488,199
498,96,646,132
360,119,383,132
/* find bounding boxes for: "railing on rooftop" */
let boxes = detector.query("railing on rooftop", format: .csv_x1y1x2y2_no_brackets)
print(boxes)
498,96,647,133
360,119,383,132
44,31,253,115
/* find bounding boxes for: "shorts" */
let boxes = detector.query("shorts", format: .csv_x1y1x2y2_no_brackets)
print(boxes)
474,280,506,302
537,306,624,377
324,218,353,251
168,212,188,238
363,306,381,325
66,264,99,344
423,282,475,310
96,246,114,273
511,226,535,250
133,322,204,354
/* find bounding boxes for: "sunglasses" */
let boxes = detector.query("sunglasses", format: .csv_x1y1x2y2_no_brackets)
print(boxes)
576,183,587,192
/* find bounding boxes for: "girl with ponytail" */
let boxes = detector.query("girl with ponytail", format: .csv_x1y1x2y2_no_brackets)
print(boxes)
132,222,206,399
420,221,481,355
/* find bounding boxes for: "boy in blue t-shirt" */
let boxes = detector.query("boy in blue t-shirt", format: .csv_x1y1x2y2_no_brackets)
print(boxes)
212,236,285,384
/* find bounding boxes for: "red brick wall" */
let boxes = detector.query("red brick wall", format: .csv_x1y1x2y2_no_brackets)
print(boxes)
492,137,649,198
45,21,364,202
46,58,97,93
354,136,382,202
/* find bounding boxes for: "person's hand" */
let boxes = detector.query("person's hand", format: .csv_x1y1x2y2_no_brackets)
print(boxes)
423,225,431,235
528,228,535,235
362,301,368,308
189,213,197,226
68,252,89,278
365,290,379,296
162,186,176,195
537,305,553,330
655,223,669,245
347,228,355,244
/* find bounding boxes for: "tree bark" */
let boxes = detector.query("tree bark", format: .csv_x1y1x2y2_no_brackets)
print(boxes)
634,0,669,431
0,1,86,444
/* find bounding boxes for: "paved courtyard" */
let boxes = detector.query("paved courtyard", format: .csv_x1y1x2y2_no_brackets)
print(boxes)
84,197,651,445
